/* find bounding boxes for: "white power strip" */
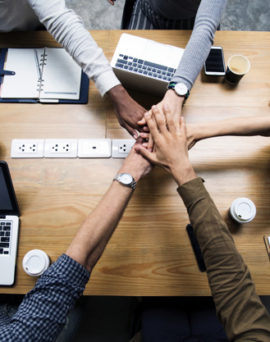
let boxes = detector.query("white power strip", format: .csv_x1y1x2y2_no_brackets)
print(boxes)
44,139,78,158
78,139,112,158
11,139,135,159
112,139,135,158
11,139,45,158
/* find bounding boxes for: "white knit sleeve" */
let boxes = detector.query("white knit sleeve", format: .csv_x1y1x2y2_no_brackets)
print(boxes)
28,0,120,95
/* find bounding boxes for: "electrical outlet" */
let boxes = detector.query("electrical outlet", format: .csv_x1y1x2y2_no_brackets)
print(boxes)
11,139,44,158
78,139,112,158
112,139,135,158
44,139,78,158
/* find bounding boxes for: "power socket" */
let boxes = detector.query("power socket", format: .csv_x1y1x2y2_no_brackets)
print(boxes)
112,139,135,158
11,139,45,158
78,139,112,158
44,139,78,158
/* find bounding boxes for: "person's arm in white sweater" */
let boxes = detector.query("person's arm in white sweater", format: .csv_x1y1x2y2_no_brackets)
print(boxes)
28,0,146,137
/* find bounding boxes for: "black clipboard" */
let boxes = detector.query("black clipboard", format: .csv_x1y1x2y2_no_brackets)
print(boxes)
186,224,206,272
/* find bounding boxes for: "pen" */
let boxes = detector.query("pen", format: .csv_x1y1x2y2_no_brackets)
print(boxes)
0,70,15,76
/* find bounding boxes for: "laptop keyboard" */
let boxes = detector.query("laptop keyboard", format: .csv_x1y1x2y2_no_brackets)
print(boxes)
116,54,176,81
0,221,12,255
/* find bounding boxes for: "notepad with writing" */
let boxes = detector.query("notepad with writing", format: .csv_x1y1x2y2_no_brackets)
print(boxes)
0,48,89,104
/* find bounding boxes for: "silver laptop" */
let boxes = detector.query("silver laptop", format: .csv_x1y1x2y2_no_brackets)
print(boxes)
0,161,20,286
111,33,184,95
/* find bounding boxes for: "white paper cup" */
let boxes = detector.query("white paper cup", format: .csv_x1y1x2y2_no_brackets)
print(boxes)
22,249,50,277
229,198,256,224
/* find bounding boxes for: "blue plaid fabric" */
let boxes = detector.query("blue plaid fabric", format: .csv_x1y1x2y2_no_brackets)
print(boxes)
0,254,90,342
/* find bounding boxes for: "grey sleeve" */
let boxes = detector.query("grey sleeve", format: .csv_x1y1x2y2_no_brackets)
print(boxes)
172,0,227,90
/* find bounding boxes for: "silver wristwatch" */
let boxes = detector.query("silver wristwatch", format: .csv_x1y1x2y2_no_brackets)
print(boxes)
113,173,136,190
168,82,190,99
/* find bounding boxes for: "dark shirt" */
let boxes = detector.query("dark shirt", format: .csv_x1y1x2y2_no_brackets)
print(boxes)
148,0,201,20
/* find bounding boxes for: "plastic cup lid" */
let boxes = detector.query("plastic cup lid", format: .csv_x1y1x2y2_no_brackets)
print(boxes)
22,249,50,276
232,198,256,222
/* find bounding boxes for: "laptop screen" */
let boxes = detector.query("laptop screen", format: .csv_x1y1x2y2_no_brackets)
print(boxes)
0,161,19,215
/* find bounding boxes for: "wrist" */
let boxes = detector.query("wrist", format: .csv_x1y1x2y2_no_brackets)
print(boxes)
170,161,197,186
166,89,185,105
167,81,189,102
106,84,126,102
190,123,204,142
117,166,143,183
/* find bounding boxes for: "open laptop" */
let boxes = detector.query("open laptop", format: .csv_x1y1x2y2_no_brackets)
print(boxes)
111,33,184,95
0,161,20,286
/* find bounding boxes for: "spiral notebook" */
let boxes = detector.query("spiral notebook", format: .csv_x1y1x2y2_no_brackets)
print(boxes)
0,48,89,104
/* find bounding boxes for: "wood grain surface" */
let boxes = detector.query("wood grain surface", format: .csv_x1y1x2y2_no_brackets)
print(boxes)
0,30,270,295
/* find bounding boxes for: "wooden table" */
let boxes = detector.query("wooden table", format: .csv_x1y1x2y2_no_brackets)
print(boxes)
0,30,270,296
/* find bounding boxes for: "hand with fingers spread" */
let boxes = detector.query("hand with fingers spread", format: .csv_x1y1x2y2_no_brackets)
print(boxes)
140,119,198,151
135,104,196,186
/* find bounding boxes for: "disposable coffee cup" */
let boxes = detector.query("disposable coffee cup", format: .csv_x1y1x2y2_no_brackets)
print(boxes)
229,198,256,224
225,55,250,85
22,249,50,277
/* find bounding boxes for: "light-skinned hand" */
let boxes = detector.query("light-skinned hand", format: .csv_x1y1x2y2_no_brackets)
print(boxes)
119,138,152,182
135,104,196,186
138,89,184,149
140,121,199,151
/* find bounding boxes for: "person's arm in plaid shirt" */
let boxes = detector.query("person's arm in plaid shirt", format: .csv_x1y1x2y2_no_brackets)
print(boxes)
0,147,151,342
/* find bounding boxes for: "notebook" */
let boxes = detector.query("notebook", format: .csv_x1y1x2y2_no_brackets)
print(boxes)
0,47,89,104
111,33,184,95
0,161,20,286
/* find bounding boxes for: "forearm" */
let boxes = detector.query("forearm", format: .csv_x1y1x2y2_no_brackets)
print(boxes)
172,0,226,89
28,0,120,95
191,116,270,143
66,181,133,272
178,178,270,341
66,147,149,272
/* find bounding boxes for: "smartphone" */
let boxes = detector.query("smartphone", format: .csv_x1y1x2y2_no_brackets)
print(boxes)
204,46,225,76
186,224,206,272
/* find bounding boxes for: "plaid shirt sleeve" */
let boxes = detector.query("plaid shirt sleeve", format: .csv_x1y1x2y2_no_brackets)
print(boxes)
0,254,90,342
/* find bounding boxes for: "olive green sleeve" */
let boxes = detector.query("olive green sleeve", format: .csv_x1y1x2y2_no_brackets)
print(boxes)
178,177,270,341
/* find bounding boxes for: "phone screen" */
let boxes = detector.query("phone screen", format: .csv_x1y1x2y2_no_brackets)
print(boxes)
205,48,225,73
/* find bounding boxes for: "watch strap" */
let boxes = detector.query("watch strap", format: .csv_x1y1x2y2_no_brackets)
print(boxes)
168,81,190,100
168,81,177,89
113,173,136,190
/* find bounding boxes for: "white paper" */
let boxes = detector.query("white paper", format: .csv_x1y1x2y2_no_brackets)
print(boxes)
1,48,82,101
1,48,41,99
40,48,81,100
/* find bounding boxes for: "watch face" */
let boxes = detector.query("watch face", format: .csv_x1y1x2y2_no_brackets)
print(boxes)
119,173,133,185
174,83,188,96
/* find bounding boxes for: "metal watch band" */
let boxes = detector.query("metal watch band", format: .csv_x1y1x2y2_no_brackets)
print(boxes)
113,173,136,190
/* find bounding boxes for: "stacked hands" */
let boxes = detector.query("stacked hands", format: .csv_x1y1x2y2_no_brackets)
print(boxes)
122,103,196,187
108,85,185,139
